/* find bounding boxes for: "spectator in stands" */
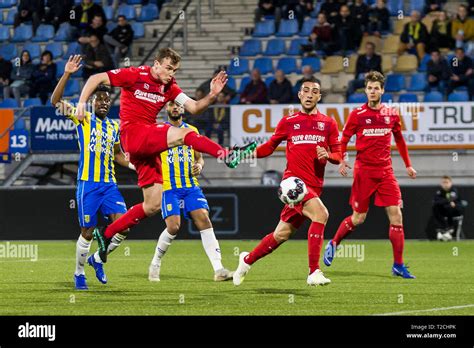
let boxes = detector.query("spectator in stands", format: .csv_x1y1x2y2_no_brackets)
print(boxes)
451,5,474,51
319,0,341,24
0,55,13,101
398,10,430,61
195,88,205,101
14,0,45,34
205,92,228,145
427,49,450,92
82,34,114,79
4,50,34,107
240,68,268,104
430,11,454,51
447,47,474,99
71,0,107,32
366,0,390,36
280,0,314,29
78,14,108,44
268,69,293,104
198,69,236,103
307,13,337,56
29,51,57,105
104,15,134,66
335,5,361,53
423,0,446,15
350,0,369,32
44,0,75,30
346,42,382,98
255,0,281,24
293,65,314,101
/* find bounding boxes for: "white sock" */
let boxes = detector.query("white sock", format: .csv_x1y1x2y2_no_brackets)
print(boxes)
200,228,223,272
93,233,127,264
75,235,92,276
151,228,176,266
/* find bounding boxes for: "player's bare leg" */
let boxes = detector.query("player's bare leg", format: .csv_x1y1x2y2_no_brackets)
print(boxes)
74,227,95,290
149,214,179,282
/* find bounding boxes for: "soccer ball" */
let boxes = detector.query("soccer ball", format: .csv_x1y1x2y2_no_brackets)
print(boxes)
278,177,307,206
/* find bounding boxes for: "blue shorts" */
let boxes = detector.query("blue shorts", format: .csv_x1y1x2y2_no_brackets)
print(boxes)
161,186,209,220
76,180,127,228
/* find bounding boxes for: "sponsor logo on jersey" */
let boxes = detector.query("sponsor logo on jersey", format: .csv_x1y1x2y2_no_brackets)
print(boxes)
144,83,149,90
361,128,391,136
365,119,372,124
291,134,326,144
294,124,300,130
134,89,165,103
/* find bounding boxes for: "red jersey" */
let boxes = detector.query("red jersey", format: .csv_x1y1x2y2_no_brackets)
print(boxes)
341,103,411,169
256,111,341,189
106,66,183,128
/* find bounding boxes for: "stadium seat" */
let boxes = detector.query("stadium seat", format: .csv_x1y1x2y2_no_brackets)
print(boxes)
407,73,427,91
287,38,308,56
386,0,403,16
321,56,343,74
276,57,298,74
54,22,73,41
332,74,353,93
384,74,405,92
23,98,42,107
117,4,136,20
393,55,418,73
275,19,299,37
131,22,145,38
348,93,367,103
0,98,19,108
0,26,9,41
64,79,80,97
253,20,275,37
138,3,159,22
127,0,141,4
299,18,316,36
46,42,63,59
265,76,275,87
229,94,240,104
227,58,249,75
382,54,393,73
344,54,357,74
238,76,251,93
104,5,114,21
0,0,17,8
358,35,382,54
31,24,55,42
381,94,395,103
11,24,33,42
264,39,285,56
393,17,410,35
55,60,66,78
106,22,117,32
399,93,418,103
382,35,400,54
23,43,41,60
448,91,469,102
253,57,273,75
63,41,81,59
301,57,321,72
409,0,425,12
239,39,262,56
421,15,435,32
226,76,236,91
424,91,443,102
5,8,17,25
417,54,431,72
14,117,26,130
0,43,17,60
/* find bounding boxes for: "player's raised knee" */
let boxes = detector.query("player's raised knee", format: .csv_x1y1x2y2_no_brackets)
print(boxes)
143,201,161,216
352,212,367,225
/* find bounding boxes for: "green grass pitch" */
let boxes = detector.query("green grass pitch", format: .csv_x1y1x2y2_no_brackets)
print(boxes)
1,240,473,316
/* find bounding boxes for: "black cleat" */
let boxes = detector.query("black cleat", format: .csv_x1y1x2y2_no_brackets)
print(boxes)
93,226,111,263
225,142,257,169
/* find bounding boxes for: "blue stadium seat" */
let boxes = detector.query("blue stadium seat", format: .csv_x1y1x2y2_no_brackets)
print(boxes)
23,98,42,107
448,91,469,102
348,93,367,103
399,93,418,103
11,24,33,42
409,0,424,12
229,94,240,104
63,41,81,59
417,54,430,72
226,76,236,91
239,39,262,56
54,22,73,41
381,93,394,102
407,73,427,91
276,57,298,74
131,22,145,38
299,18,316,36
46,42,64,59
0,0,17,8
55,60,66,78
238,76,251,93
32,24,55,42
138,3,159,22
264,39,285,56
287,38,308,55
0,26,9,41
301,57,321,72
253,20,275,37
5,8,17,25
276,19,299,37
106,22,117,32
117,5,136,20
227,58,249,75
14,118,26,130
64,79,80,97
424,91,443,102
0,98,19,108
253,57,273,74
385,74,405,92
0,43,17,60
265,76,275,87
386,0,404,16
127,0,141,4
104,5,114,21
23,43,41,60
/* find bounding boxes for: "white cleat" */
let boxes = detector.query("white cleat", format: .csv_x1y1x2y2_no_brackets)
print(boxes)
214,268,234,282
307,269,331,286
233,252,251,286
148,262,161,282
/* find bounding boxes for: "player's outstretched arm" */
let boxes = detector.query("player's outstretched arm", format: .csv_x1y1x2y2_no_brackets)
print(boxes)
51,55,82,112
113,144,135,170
76,72,111,122
183,71,227,115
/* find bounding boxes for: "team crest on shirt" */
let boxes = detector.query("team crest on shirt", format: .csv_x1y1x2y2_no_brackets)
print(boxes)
294,124,300,130
366,119,372,124
144,83,149,90
159,85,165,94
84,215,90,223
384,116,390,124
317,122,325,131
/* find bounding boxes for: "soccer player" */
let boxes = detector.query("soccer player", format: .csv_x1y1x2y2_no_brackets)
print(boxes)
233,77,342,286
323,71,417,279
148,101,233,282
76,48,256,262
51,55,134,290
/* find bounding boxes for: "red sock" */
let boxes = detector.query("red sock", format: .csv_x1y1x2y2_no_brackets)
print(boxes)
308,222,325,273
105,203,147,238
333,216,356,245
183,131,228,159
244,232,280,265
389,224,404,264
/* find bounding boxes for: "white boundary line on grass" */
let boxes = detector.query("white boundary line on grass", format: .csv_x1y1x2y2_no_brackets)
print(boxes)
374,304,474,316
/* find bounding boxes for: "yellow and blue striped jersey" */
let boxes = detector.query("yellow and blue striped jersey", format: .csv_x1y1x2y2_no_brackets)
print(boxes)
63,102,120,183
161,122,200,191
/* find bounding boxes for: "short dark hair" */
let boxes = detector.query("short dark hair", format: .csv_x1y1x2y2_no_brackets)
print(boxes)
299,76,321,89
364,70,385,88
366,41,375,49
117,15,126,20
442,175,452,181
95,84,111,94
155,48,181,65
455,47,465,53
41,50,53,60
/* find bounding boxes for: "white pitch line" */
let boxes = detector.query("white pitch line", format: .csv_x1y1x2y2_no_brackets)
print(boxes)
374,304,474,316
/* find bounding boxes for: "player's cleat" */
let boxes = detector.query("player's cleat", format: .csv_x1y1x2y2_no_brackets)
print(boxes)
93,226,111,263
214,268,234,282
225,142,257,169
307,269,331,286
87,255,107,284
148,262,161,282
74,274,88,290
323,239,337,266
392,263,416,279
233,252,251,286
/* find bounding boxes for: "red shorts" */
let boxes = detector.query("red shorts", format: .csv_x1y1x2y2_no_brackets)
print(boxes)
349,166,402,213
280,186,322,229
121,123,170,188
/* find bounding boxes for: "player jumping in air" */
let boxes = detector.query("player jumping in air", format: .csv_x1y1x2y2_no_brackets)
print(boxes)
75,48,256,262
233,77,343,286
148,101,233,282
51,55,134,290
323,71,417,279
